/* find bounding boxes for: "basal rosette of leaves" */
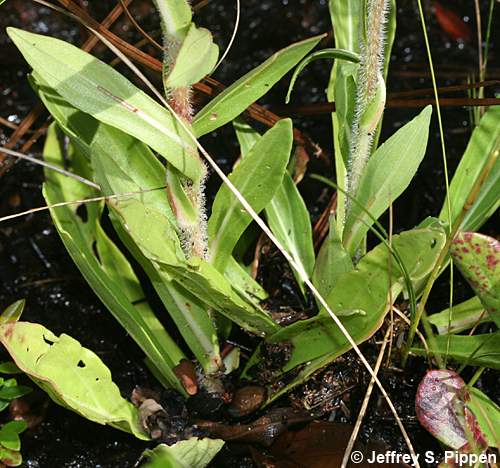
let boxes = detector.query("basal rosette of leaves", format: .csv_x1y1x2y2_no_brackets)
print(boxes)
1,0,499,463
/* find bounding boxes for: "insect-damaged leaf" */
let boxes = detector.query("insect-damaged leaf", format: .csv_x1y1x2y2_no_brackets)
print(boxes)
0,322,148,440
143,437,224,468
450,232,500,328
8,27,203,182
416,370,488,451
42,124,187,394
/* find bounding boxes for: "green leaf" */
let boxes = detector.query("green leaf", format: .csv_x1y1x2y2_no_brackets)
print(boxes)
450,232,500,327
0,421,27,452
248,228,445,400
428,296,489,334
165,23,219,88
266,174,315,294
8,28,203,182
233,119,314,295
285,48,360,103
343,106,433,253
0,322,148,439
312,214,353,299
440,106,500,231
144,438,224,468
0,385,32,401
85,120,277,337
208,119,293,271
193,36,324,136
0,301,25,325
468,387,500,448
42,124,187,394
0,362,22,375
0,445,22,467
412,333,500,369
224,257,268,302
152,0,192,40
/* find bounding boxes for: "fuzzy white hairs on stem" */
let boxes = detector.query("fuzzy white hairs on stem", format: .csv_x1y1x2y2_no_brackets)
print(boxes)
346,0,389,215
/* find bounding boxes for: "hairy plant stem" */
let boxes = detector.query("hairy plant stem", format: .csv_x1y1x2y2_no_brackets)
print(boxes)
155,0,209,258
402,136,500,366
345,0,388,216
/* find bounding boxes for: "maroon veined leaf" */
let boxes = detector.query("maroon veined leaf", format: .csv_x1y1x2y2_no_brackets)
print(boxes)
450,232,500,327
416,370,488,451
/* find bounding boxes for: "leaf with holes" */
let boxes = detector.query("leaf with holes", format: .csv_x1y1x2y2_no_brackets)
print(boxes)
416,370,488,450
0,322,148,439
9,28,203,182
143,438,224,468
450,232,500,327
42,124,187,394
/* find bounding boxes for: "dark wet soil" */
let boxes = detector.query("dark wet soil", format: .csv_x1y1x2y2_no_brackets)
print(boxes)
1,1,499,467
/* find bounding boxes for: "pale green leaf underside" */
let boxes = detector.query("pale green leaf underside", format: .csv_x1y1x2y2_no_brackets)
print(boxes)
144,438,224,468
0,322,148,439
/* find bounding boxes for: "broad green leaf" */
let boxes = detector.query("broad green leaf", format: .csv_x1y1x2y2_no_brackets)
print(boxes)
285,48,360,103
209,119,293,271
468,387,500,448
144,438,224,468
42,124,186,394
343,106,433,253
312,213,353,299
165,23,219,88
246,228,445,400
270,228,445,369
86,121,277,336
36,88,220,372
0,421,27,452
83,120,221,373
161,257,279,335
193,35,324,136
440,106,500,231
0,322,148,439
233,119,314,295
8,28,203,182
428,296,489,334
0,300,25,325
412,333,500,370
450,232,500,327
